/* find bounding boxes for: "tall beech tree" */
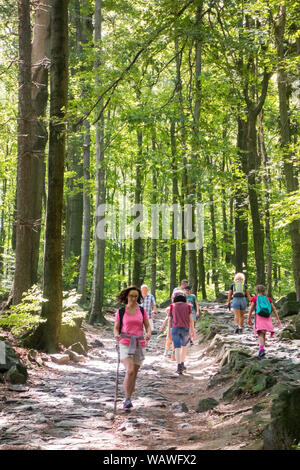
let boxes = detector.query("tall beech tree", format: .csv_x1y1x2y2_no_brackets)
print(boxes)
13,0,34,305
39,0,69,352
89,0,106,324
274,4,300,300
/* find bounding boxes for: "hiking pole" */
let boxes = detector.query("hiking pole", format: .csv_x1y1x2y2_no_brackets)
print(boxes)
114,342,120,415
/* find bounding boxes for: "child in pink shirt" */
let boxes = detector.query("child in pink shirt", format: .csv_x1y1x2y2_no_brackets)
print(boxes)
248,285,281,358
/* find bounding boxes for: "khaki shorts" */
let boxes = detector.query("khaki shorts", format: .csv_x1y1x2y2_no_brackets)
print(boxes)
119,343,144,365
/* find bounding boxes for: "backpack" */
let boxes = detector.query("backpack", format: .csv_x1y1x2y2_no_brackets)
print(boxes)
118,306,145,333
187,294,196,311
256,296,272,318
233,280,245,298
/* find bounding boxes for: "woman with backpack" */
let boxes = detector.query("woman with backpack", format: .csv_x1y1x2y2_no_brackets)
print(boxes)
227,273,251,333
247,285,281,358
114,286,151,411
168,290,195,374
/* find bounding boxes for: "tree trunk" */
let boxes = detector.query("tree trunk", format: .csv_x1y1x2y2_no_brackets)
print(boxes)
274,5,300,300
258,113,272,297
175,35,188,282
13,0,35,305
89,0,106,324
209,185,219,297
30,0,51,285
77,2,93,302
247,110,265,285
188,4,204,295
151,135,157,299
170,121,178,295
132,128,144,287
234,117,248,276
40,0,69,352
77,118,91,302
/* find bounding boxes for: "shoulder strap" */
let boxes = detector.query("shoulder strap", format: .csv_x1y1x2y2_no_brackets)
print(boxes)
119,307,126,334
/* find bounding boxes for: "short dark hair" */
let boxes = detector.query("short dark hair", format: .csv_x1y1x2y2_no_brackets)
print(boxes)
116,285,143,304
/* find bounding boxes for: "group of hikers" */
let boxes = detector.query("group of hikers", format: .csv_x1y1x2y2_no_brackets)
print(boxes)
113,274,281,412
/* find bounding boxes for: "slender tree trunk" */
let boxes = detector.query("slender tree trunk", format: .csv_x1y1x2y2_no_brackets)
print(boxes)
132,127,144,287
234,117,248,276
30,0,51,285
175,35,188,282
258,113,272,296
274,5,300,300
188,4,204,294
13,0,34,305
89,0,106,324
170,121,178,295
77,118,91,302
40,0,69,352
247,110,266,285
0,179,6,276
151,134,157,299
209,185,219,297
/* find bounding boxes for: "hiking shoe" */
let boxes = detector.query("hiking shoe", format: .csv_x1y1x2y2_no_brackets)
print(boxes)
238,328,243,334
258,348,265,358
190,340,194,346
123,398,133,411
181,362,187,371
234,326,240,334
176,363,183,375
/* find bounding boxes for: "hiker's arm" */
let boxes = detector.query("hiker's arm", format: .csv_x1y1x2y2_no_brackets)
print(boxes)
189,313,195,340
114,321,120,343
160,316,168,330
227,289,233,305
144,318,151,342
247,303,255,325
195,299,200,317
168,316,172,339
151,296,157,318
245,288,251,301
271,303,281,326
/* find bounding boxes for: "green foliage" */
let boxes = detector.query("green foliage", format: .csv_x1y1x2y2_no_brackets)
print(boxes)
0,286,47,335
62,289,87,325
198,312,214,336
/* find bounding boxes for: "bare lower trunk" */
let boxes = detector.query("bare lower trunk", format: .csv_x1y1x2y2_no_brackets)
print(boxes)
274,5,300,300
40,0,69,352
89,0,106,324
13,0,34,305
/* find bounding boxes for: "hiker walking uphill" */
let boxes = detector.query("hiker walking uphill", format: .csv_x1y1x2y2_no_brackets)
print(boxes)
168,290,195,375
114,286,151,411
184,285,200,346
248,285,281,358
227,273,251,334
140,284,157,332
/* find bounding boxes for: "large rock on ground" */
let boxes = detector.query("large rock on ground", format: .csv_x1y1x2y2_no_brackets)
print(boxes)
0,340,28,384
58,323,88,352
279,301,300,318
263,385,300,450
197,397,219,413
223,363,277,402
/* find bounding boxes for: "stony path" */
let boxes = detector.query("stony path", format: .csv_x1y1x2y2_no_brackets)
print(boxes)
0,303,299,450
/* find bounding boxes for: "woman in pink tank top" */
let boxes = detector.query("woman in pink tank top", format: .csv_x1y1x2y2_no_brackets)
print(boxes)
114,286,151,411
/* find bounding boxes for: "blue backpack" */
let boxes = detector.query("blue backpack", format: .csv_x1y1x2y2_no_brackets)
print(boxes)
256,296,272,318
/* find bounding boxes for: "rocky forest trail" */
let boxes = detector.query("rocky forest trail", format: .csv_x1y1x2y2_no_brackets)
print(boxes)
0,302,300,451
